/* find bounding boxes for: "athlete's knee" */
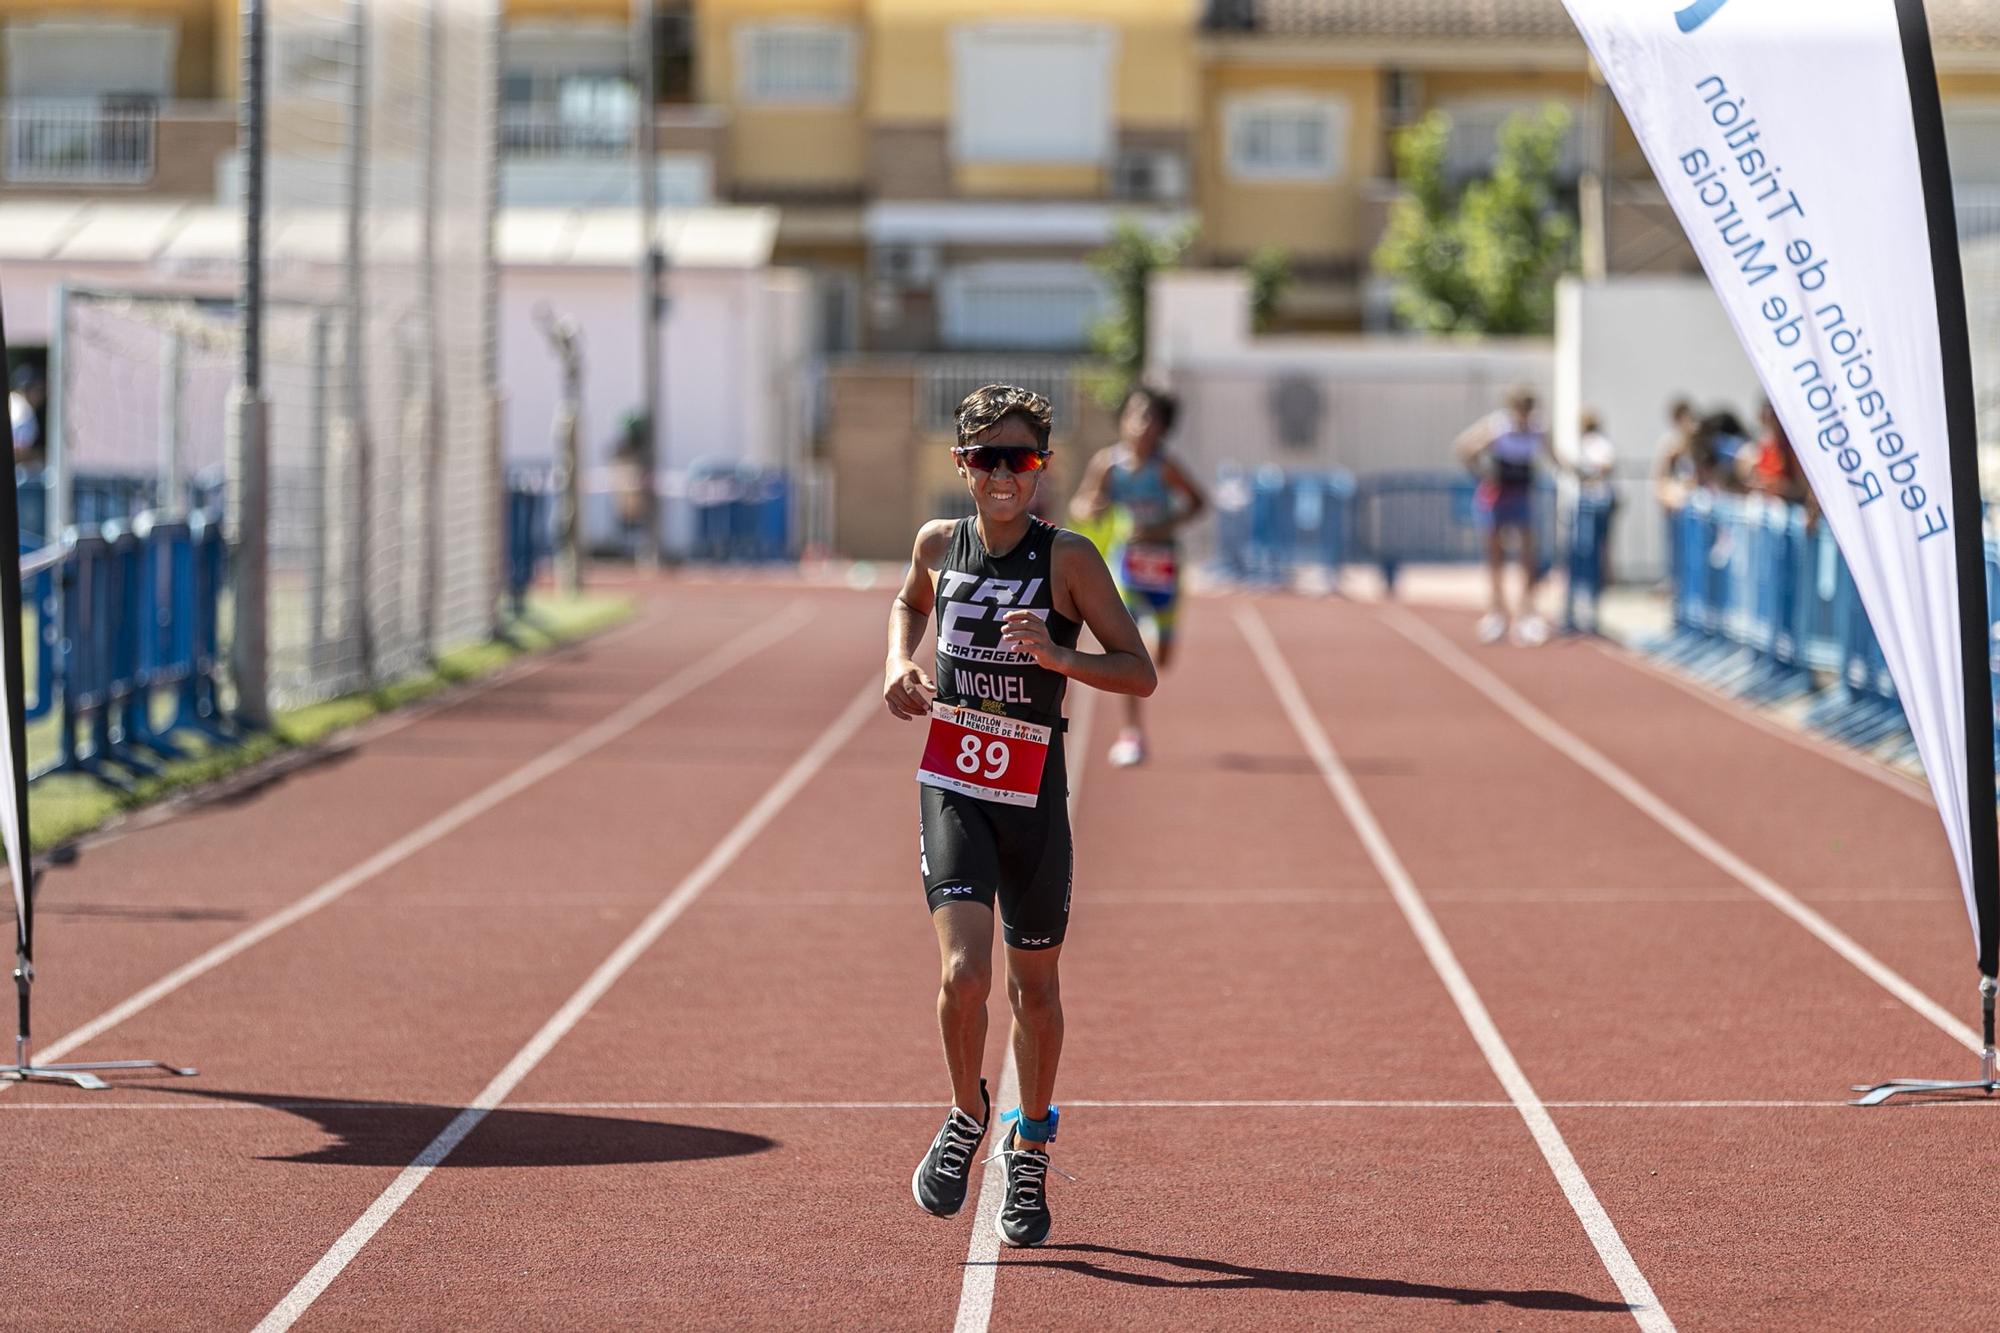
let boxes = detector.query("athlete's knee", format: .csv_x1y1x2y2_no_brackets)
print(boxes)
939,954,991,1009
1007,969,1062,1021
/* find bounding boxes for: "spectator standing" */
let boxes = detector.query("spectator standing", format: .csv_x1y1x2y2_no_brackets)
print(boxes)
1455,387,1554,646
10,364,45,468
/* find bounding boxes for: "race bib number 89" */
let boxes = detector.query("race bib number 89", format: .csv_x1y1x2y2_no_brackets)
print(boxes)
916,703,1052,808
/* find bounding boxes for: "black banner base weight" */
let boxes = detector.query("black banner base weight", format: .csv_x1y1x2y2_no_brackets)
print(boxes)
2,1058,198,1091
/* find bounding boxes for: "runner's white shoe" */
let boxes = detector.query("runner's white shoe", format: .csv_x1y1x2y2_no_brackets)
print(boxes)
1512,614,1550,647
1476,612,1508,645
1108,732,1146,767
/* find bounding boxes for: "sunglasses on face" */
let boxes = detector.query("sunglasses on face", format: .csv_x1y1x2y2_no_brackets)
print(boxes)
954,445,1052,475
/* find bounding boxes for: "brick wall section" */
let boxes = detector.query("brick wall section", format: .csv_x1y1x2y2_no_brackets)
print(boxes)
827,362,922,561
825,360,1123,559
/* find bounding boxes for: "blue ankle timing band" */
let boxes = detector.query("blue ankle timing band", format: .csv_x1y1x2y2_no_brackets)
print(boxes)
1003,1105,1059,1143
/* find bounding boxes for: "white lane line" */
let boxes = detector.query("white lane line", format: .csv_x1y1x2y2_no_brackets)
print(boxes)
1238,604,1673,1333
0,1097,1858,1113
1383,607,1982,1055
952,683,1097,1333
20,606,814,1075
253,677,881,1333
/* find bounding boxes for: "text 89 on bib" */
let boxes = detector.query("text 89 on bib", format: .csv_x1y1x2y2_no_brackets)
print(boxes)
916,702,1052,807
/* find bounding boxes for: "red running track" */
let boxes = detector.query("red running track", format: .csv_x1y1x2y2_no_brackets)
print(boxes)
3,579,1992,1330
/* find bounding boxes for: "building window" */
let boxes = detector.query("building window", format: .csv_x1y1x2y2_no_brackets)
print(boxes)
1439,98,1584,180
1225,95,1348,182
938,262,1109,352
736,22,856,106
951,23,1115,166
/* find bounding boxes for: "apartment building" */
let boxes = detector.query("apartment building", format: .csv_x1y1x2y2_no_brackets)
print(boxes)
5,0,1999,344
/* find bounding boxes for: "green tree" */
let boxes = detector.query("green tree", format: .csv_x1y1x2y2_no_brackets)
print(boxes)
1247,245,1292,334
1372,104,1577,335
1084,219,1196,407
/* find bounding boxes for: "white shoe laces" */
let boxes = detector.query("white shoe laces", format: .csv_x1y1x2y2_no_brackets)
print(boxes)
931,1110,983,1180
982,1143,1080,1203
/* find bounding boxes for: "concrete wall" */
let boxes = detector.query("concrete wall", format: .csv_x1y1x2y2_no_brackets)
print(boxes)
1148,268,1555,560
1553,275,1765,583
500,260,813,549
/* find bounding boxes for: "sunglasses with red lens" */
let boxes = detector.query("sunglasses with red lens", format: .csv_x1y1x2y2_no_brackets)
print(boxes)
954,445,1052,475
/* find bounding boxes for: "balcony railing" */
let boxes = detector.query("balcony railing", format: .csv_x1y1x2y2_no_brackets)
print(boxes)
500,107,633,158
6,99,156,185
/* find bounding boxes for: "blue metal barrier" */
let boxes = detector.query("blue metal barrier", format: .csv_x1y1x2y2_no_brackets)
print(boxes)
690,462,793,563
1210,466,1357,585
1654,495,1925,756
29,510,234,788
1210,468,1574,595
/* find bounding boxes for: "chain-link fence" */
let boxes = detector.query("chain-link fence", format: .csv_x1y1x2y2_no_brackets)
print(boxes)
50,0,499,710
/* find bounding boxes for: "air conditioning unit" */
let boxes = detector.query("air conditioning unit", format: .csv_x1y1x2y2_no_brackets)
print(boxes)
1111,150,1187,203
873,241,939,288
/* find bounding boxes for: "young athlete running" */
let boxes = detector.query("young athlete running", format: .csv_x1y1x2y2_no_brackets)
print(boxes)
886,383,1156,1248
1070,384,1205,767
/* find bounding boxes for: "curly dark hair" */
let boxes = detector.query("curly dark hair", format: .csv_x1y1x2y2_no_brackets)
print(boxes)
954,383,1053,449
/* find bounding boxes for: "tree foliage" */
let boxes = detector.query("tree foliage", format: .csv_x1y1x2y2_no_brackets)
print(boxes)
1085,220,1196,407
1247,245,1292,335
1372,104,1578,335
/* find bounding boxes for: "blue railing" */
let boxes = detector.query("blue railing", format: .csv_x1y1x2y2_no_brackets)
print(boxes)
1210,469,1612,626
1655,495,1921,753
28,511,234,788
687,462,793,563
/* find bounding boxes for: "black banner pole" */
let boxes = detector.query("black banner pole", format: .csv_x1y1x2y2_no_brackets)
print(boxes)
1854,0,2000,1104
0,274,195,1090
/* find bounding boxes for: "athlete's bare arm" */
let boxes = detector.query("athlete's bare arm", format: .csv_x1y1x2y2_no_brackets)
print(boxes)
999,531,1156,698
1069,448,1115,523
884,520,954,720
1454,415,1496,470
1163,457,1208,526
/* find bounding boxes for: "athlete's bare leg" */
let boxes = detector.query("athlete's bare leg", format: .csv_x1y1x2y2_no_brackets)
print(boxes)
932,901,994,1119
1005,943,1064,1127
1516,522,1541,612
1485,528,1509,617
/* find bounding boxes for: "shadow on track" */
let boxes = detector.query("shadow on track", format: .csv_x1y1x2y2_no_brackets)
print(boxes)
149,1087,777,1168
979,1243,1631,1313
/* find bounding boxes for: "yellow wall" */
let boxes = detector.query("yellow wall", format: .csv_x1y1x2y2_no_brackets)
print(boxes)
507,0,631,19
696,0,866,187
0,0,226,99
1199,62,1381,260
953,163,1101,195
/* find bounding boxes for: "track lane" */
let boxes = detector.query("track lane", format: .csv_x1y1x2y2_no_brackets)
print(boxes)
984,608,1642,1331
5,591,881,1330
15,587,788,1057
1408,603,1976,1018
1254,596,1992,1326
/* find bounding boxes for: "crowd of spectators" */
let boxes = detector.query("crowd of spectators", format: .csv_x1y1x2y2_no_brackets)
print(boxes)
1652,396,1816,520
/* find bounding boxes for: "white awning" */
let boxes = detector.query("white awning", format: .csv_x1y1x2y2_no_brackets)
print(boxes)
865,201,1195,247
0,201,780,270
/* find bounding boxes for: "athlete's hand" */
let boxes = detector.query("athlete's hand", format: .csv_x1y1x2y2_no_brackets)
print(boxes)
1000,611,1066,672
884,658,936,720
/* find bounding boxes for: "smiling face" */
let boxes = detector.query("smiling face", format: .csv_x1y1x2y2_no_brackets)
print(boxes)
956,415,1044,524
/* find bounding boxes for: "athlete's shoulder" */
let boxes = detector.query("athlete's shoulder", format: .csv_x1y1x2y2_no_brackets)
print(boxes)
912,517,961,568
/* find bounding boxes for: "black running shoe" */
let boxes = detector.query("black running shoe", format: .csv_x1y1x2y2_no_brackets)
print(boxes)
995,1128,1053,1248
912,1079,989,1217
